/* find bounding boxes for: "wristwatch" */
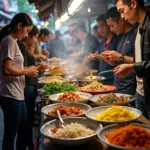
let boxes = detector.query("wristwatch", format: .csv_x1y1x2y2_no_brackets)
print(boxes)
119,54,124,62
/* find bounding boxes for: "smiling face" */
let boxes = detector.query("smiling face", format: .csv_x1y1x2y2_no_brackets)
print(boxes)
116,0,138,24
106,18,124,35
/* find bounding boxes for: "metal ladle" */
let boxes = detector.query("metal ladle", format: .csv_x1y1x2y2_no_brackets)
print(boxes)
57,110,66,128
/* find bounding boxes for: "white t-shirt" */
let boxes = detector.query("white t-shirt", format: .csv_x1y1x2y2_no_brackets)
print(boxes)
0,35,25,100
135,28,144,96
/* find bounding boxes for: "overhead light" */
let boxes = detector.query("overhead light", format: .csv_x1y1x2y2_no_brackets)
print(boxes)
37,25,41,29
35,9,39,13
44,21,49,27
88,8,91,13
61,12,69,22
68,0,84,15
41,21,45,26
55,19,61,29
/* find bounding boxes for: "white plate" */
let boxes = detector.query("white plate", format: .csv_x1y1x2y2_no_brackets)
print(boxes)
49,92,92,103
40,117,102,145
85,106,142,124
41,102,91,119
90,93,133,106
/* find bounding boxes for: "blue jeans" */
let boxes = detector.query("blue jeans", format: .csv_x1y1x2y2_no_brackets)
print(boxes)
0,96,27,150
133,92,150,119
24,84,37,149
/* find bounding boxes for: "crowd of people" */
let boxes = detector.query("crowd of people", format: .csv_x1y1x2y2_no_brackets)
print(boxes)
0,0,150,150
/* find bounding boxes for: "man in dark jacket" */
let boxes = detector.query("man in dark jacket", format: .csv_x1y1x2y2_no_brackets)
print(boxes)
114,0,150,118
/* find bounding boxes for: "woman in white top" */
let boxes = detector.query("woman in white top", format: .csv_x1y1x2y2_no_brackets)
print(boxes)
0,13,38,150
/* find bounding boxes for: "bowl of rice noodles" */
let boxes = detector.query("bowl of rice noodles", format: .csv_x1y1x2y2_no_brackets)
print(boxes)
40,117,102,145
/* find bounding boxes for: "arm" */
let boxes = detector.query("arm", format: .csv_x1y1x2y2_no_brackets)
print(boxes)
124,55,134,63
102,50,134,63
3,58,38,78
134,61,150,78
33,54,48,61
114,64,134,78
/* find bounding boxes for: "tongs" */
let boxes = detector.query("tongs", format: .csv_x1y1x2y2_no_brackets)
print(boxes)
98,70,114,76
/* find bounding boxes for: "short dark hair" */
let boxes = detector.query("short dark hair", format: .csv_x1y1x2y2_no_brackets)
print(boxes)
96,14,106,23
117,0,144,7
55,30,61,35
29,26,39,37
39,28,51,36
93,25,98,32
69,23,76,27
72,24,87,33
106,7,121,20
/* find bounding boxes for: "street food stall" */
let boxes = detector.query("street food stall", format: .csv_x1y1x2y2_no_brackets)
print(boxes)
36,58,150,150
26,1,150,150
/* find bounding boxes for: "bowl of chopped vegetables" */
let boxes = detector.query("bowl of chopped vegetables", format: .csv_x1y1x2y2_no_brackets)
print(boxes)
39,82,77,96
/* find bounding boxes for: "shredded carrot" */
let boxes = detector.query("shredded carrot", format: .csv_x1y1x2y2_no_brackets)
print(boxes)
106,124,150,149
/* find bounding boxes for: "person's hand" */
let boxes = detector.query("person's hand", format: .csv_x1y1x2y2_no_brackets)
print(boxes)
42,49,49,56
69,53,77,57
82,55,90,65
88,53,96,60
40,55,48,61
102,50,122,62
114,64,134,77
37,64,47,71
26,66,38,78
68,47,76,51
100,53,108,61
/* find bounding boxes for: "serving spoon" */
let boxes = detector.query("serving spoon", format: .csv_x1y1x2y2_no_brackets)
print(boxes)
57,110,66,128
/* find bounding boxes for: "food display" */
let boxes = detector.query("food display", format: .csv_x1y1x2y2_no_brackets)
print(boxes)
45,68,66,75
39,59,149,147
106,124,150,149
58,92,85,102
42,82,76,96
97,93,129,104
51,123,95,139
49,57,62,61
48,105,84,116
79,81,107,92
39,76,66,84
94,106,136,122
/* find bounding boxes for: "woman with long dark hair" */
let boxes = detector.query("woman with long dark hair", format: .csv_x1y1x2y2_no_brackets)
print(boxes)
0,13,38,150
